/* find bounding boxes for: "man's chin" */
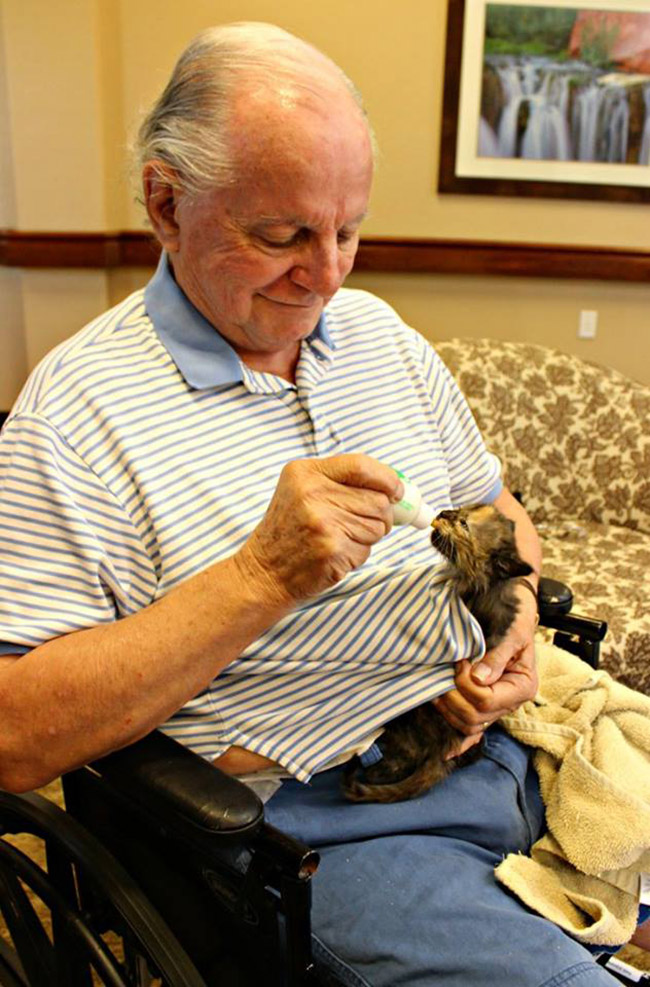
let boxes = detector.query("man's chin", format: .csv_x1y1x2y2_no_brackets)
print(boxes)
257,299,323,332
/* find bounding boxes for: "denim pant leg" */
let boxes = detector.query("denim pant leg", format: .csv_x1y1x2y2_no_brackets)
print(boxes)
265,729,621,987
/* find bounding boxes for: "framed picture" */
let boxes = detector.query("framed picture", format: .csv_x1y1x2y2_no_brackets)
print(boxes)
438,0,650,201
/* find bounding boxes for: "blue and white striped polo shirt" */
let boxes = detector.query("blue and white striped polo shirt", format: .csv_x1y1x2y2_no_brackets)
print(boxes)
0,255,502,781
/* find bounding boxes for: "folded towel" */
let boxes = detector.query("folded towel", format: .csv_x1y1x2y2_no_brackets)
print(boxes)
496,642,650,946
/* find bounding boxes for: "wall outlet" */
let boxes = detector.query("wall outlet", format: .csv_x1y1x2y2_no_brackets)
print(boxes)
578,310,598,339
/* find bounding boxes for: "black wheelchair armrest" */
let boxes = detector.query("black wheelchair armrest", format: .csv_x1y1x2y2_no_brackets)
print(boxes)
62,731,319,985
537,575,573,616
537,576,608,669
78,728,264,841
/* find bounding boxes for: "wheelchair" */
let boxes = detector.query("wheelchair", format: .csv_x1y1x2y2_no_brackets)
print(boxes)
0,578,607,987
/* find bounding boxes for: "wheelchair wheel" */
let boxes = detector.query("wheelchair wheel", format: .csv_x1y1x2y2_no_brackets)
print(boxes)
0,790,208,987
0,938,27,987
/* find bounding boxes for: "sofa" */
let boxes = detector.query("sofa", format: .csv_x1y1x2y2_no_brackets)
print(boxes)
434,338,650,696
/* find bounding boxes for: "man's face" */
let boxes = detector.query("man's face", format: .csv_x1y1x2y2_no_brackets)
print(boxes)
167,90,374,375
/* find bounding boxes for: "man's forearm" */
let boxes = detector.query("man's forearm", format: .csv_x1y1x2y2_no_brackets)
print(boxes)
0,454,402,792
493,487,542,589
0,551,292,792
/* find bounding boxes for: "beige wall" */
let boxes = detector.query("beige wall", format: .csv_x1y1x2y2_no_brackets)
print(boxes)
1,0,650,410
345,272,650,388
0,6,26,402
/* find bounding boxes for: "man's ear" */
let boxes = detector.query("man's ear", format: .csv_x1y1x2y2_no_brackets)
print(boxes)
142,162,182,252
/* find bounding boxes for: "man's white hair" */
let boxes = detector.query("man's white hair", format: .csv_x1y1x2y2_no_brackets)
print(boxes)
136,22,374,197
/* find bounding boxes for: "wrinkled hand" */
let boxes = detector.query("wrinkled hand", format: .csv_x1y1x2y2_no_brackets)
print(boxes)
434,587,539,737
236,454,402,606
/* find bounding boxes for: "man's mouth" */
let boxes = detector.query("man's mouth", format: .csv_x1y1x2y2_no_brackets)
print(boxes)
258,294,318,309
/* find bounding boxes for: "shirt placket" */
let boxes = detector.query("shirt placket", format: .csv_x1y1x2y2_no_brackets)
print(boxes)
240,341,342,458
295,337,342,457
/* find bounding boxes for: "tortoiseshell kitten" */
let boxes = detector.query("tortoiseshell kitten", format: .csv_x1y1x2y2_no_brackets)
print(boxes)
342,503,534,804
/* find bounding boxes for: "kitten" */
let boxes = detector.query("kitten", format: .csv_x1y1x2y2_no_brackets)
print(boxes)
342,503,534,804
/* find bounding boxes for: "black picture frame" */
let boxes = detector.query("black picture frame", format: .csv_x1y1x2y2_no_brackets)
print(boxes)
438,0,650,203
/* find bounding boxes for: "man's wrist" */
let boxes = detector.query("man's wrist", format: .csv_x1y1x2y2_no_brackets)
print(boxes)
516,576,539,607
231,542,297,614
514,576,540,626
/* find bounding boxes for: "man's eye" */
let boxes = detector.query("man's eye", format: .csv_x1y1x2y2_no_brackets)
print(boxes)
255,227,305,249
258,229,356,249
261,235,298,248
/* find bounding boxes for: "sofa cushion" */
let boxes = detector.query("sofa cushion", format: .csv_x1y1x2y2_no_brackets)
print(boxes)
537,519,650,694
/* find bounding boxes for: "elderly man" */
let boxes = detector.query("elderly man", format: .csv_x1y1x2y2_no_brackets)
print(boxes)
0,22,635,987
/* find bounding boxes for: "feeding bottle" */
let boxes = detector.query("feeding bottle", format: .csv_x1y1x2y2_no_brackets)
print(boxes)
392,470,435,529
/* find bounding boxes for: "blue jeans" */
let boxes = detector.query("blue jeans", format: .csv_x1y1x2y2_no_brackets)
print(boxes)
265,728,621,987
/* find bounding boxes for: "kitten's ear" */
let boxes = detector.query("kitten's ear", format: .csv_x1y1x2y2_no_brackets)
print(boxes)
511,559,534,578
492,551,533,580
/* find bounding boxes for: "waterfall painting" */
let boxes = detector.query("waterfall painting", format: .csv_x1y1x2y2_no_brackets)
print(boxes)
439,0,650,201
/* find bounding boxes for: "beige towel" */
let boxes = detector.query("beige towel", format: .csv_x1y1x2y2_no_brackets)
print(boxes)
496,642,650,946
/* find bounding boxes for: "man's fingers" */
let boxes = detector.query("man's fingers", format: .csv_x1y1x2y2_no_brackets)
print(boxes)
433,690,496,735
443,731,485,760
314,453,403,501
437,641,538,735
245,454,408,604
326,488,396,539
289,455,405,542
470,644,513,686
449,660,500,708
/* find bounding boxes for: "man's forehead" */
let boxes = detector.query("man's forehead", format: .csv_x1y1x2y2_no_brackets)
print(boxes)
233,62,354,114
230,77,369,154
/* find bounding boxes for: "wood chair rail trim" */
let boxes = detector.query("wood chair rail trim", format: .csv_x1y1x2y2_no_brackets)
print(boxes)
1,230,649,282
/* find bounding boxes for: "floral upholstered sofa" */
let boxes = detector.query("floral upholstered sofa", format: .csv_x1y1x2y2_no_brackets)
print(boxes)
434,338,650,696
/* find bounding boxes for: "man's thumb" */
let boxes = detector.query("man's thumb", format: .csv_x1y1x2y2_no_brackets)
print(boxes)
471,650,508,685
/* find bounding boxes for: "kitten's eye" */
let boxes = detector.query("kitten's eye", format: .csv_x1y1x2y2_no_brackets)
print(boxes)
459,518,470,531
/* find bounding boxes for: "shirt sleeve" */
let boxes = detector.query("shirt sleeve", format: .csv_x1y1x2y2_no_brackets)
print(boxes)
0,413,157,652
421,340,503,506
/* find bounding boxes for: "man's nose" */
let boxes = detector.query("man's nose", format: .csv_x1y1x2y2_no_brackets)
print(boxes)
291,238,350,297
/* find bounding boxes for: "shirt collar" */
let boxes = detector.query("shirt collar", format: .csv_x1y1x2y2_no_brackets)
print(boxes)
144,252,334,390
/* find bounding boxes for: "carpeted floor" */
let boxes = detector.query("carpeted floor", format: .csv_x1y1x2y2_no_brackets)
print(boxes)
615,943,650,975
